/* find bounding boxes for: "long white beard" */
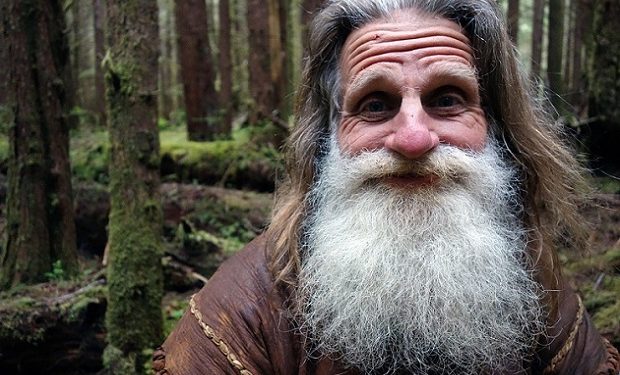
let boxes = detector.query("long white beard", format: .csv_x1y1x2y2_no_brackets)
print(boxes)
298,141,544,374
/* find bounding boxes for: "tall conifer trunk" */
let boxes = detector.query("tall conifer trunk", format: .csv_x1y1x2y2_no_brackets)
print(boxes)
247,0,273,123
219,0,233,131
175,0,219,140
0,0,78,289
507,0,520,44
103,0,163,371
548,0,568,117
531,0,545,80
587,0,620,172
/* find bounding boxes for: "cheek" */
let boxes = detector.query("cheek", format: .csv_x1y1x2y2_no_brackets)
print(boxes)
440,113,488,150
337,117,386,155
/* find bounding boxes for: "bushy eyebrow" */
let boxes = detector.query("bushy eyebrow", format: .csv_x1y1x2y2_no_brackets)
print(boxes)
342,68,400,109
421,63,479,89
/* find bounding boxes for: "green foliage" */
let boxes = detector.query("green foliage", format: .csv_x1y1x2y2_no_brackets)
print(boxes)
103,345,138,375
157,109,186,131
70,105,102,128
44,260,67,282
70,128,110,184
0,295,47,344
159,122,283,189
0,103,12,139
593,177,620,194
67,122,283,189
0,277,107,347
0,135,8,171
163,298,188,336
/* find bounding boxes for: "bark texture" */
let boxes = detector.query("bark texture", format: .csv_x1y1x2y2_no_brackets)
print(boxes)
0,0,78,289
531,0,545,80
507,0,520,44
548,0,568,117
247,0,274,123
104,0,164,371
587,0,620,172
218,0,233,131
175,0,220,140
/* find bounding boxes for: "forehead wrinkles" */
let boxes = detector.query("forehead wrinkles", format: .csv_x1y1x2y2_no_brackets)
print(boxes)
342,24,474,79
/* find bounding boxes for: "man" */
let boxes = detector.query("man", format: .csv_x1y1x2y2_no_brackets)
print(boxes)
154,0,619,373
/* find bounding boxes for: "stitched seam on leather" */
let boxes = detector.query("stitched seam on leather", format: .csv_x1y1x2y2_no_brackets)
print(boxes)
189,294,255,375
543,295,584,373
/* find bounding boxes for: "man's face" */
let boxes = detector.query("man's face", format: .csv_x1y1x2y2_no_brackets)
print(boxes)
337,8,487,187
297,10,543,373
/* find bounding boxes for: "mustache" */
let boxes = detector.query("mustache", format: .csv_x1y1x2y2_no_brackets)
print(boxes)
332,145,485,187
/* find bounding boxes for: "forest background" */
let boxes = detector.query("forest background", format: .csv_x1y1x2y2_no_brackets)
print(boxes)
0,0,618,374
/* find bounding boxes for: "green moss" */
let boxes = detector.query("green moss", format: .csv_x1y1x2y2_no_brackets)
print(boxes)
0,297,49,344
103,344,138,375
163,298,188,336
63,286,107,323
591,177,620,194
581,275,620,337
106,218,164,352
159,124,283,189
70,128,110,184
592,300,620,336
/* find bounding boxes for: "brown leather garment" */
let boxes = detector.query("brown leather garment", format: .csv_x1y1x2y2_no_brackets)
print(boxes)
154,235,619,374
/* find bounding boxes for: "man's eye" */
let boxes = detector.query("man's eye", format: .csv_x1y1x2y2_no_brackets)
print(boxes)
434,95,461,108
356,93,396,122
364,100,387,113
426,88,467,112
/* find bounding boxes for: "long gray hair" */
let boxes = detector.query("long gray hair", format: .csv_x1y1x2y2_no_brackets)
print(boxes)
266,0,589,321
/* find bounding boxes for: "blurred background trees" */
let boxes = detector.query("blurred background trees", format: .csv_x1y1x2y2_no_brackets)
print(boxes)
56,0,620,171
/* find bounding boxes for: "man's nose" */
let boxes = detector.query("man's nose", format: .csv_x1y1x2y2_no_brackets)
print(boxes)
384,99,439,159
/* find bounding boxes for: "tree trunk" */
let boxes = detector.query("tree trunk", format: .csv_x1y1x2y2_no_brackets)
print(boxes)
169,0,182,116
158,0,173,120
564,0,575,94
507,0,520,44
219,0,233,131
0,0,78,289
103,0,163,371
93,0,107,126
175,0,220,141
247,0,274,123
74,0,99,126
231,0,250,116
286,0,303,118
548,0,568,117
571,0,593,116
531,0,545,80
586,0,620,172
277,0,290,120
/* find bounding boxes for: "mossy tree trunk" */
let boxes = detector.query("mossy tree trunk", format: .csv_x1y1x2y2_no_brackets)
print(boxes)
231,0,250,115
0,0,78,290
175,0,220,141
103,0,164,372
